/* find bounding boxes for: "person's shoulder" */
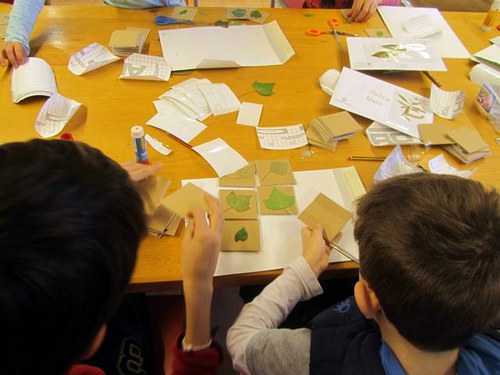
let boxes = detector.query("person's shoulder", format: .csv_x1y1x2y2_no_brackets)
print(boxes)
459,332,500,374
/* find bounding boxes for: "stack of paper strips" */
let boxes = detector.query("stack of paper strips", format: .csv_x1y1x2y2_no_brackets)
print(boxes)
442,127,491,164
119,54,171,81
377,7,470,58
471,44,500,71
347,38,446,71
11,57,58,103
307,111,362,152
366,121,421,146
68,43,120,75
109,27,149,57
159,20,295,71
35,93,81,138
330,68,433,139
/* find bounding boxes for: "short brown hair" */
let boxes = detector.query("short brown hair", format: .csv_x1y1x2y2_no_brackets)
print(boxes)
354,173,500,351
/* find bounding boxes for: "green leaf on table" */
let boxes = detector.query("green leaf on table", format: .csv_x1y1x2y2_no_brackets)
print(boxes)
179,9,188,14
232,8,247,17
304,13,315,17
250,10,262,18
226,191,251,212
264,188,295,211
252,81,275,96
234,227,249,242
269,161,289,176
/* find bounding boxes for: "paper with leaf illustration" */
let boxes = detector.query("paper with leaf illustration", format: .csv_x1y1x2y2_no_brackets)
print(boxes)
159,20,295,71
347,37,446,71
256,159,295,186
222,220,261,252
220,190,258,220
258,186,297,215
219,164,256,187
330,68,433,139
171,7,197,21
162,183,208,218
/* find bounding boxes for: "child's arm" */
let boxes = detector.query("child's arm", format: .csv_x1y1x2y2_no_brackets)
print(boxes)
227,225,330,375
1,0,44,68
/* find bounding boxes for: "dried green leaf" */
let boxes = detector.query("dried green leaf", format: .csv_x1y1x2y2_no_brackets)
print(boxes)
304,13,315,17
234,227,249,242
232,8,247,17
226,191,251,212
179,9,188,14
252,81,275,96
269,161,288,175
250,10,262,18
264,188,295,211
382,44,406,51
215,20,229,28
372,51,391,59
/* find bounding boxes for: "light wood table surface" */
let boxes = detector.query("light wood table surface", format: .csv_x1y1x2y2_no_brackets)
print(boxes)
0,5,498,291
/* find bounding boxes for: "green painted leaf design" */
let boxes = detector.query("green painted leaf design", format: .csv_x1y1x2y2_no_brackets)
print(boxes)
269,161,288,175
234,227,248,242
376,30,384,37
252,81,275,96
372,51,391,59
232,8,247,17
179,9,188,14
250,10,262,18
215,20,229,28
226,191,251,212
382,44,407,51
264,188,295,211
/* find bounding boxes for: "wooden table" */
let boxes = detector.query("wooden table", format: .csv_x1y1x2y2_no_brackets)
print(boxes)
1,5,498,291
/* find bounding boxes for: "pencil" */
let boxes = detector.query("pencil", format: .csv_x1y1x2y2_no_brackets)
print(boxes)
349,155,386,161
166,132,192,149
329,241,359,264
423,71,442,88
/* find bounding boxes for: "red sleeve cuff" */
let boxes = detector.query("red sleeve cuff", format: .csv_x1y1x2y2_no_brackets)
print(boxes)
171,332,223,375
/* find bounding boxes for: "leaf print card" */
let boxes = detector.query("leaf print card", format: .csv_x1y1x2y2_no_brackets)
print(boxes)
249,10,269,24
171,7,197,21
227,8,250,20
365,28,390,38
220,189,258,219
346,38,446,72
219,163,256,187
258,186,297,215
256,159,295,186
222,220,261,252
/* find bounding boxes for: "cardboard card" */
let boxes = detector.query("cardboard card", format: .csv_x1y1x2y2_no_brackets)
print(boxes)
220,189,258,220
137,176,171,216
317,111,363,138
172,7,197,21
298,193,352,241
127,27,151,42
109,30,143,48
306,126,338,152
257,186,297,215
365,28,390,38
256,159,295,186
147,204,177,233
162,183,207,218
227,8,250,19
219,163,256,187
249,9,270,24
418,123,454,145
221,219,261,252
446,127,489,154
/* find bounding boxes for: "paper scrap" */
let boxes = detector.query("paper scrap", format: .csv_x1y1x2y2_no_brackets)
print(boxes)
237,102,263,127
119,54,171,81
145,134,172,155
430,84,464,120
402,14,442,39
256,124,308,150
163,183,208,218
34,93,81,138
428,154,476,179
198,83,241,116
319,69,340,96
366,122,421,146
374,144,423,182
11,57,58,103
146,109,206,144
68,42,120,76
193,138,248,177
221,219,261,252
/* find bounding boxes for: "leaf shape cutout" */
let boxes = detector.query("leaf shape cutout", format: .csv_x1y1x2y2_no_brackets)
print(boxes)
232,8,247,17
264,188,295,211
269,161,288,175
372,51,391,59
234,227,248,242
179,9,188,14
226,191,251,212
250,10,262,18
252,81,275,96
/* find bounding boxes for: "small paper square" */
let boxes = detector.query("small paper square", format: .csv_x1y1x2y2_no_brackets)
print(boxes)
418,123,454,145
222,220,261,252
447,127,489,154
237,102,263,127
162,183,207,218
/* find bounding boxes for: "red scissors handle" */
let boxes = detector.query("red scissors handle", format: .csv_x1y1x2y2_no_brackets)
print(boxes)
306,28,327,36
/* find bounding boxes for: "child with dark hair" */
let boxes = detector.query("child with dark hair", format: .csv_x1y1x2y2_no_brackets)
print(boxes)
0,139,223,374
228,173,500,374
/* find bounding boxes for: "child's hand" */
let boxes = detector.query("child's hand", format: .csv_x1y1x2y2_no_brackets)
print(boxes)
302,224,331,278
0,42,28,68
121,161,163,182
182,193,224,289
349,0,380,23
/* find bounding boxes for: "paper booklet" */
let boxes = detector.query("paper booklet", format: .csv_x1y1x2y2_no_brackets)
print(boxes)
159,20,295,71
11,57,58,103
330,68,433,139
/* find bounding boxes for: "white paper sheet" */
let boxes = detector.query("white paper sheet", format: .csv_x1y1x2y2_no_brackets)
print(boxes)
256,124,308,150
428,154,476,178
378,7,470,59
159,20,295,71
237,102,263,126
68,42,120,75
471,44,500,70
198,83,241,116
35,93,81,138
330,68,433,139
192,138,248,177
347,38,446,71
430,84,464,119
119,53,171,81
146,109,206,143
182,167,364,276
11,57,58,103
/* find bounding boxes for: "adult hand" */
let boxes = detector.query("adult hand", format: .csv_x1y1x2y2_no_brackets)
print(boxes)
182,193,224,288
0,42,28,68
348,0,380,23
302,224,331,278
121,161,163,182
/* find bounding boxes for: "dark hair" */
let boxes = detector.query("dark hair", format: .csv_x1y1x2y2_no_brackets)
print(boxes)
354,173,500,351
0,139,146,374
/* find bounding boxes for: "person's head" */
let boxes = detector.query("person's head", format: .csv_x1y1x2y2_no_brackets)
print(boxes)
353,173,500,351
0,139,146,374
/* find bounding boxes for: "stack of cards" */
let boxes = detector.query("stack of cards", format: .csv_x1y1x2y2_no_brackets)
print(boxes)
109,28,149,57
307,111,362,152
442,127,491,164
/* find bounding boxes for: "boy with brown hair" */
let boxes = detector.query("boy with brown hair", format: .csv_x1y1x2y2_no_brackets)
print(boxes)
228,173,500,374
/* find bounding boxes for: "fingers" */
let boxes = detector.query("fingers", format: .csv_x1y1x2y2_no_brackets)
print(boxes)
350,0,377,22
204,193,223,236
2,43,27,69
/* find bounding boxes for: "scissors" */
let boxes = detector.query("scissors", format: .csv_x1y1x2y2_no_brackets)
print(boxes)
155,15,195,25
306,28,358,37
